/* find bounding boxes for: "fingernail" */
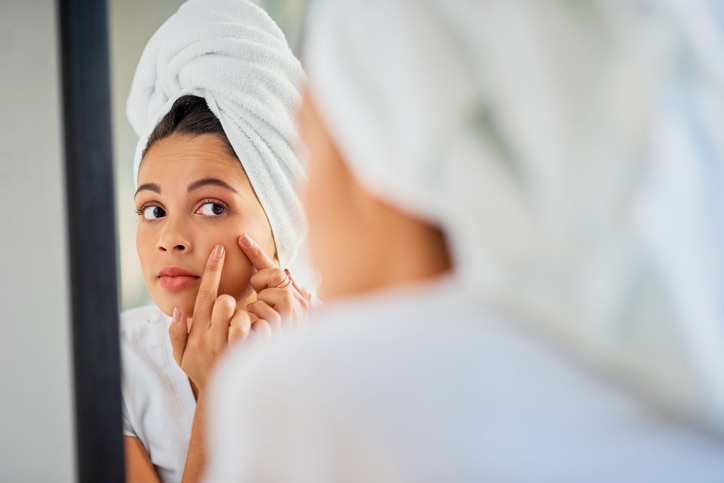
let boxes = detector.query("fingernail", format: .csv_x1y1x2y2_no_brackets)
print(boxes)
212,244,224,260
172,307,181,323
285,268,294,281
240,233,254,248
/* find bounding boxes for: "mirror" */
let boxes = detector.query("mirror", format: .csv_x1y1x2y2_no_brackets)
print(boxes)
110,0,310,312
106,1,310,480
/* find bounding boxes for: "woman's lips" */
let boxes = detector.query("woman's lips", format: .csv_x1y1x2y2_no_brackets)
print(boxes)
157,267,200,290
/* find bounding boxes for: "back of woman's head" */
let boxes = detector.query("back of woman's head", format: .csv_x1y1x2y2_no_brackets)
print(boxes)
302,0,724,432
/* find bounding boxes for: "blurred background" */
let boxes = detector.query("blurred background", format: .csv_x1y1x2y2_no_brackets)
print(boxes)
110,0,310,311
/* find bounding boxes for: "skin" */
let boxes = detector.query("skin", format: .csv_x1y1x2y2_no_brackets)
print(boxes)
134,132,276,318
297,88,452,301
126,132,309,482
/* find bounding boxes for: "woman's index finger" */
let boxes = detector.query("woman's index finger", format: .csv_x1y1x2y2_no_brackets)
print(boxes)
192,244,226,323
238,233,276,270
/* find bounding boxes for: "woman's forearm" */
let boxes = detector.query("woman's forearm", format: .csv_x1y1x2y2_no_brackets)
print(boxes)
182,391,208,483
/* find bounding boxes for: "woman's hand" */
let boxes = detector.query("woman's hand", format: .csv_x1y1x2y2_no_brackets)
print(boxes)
168,236,311,396
238,233,310,330
168,244,253,395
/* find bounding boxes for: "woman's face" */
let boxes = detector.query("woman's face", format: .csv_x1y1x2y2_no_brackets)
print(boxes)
135,133,275,317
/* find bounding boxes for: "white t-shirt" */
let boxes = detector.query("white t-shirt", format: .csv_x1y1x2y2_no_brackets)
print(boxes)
121,305,196,483
205,277,724,483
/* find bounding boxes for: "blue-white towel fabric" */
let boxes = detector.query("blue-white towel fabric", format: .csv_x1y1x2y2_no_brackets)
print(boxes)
127,0,306,269
302,0,724,432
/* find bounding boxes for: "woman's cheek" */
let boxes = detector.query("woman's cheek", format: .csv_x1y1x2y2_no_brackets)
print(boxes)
218,250,255,301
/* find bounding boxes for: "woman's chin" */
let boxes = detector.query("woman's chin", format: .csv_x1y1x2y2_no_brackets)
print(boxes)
154,298,194,320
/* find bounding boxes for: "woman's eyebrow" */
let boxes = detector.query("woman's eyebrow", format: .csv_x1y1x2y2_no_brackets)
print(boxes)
134,183,161,198
187,178,240,194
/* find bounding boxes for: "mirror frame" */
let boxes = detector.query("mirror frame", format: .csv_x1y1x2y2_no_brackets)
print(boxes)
59,0,125,480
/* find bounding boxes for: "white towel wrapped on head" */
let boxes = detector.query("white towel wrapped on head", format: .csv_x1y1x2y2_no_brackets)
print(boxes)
127,0,305,268
303,0,724,432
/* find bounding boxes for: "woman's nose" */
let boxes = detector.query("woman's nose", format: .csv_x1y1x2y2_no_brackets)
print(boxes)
157,217,192,253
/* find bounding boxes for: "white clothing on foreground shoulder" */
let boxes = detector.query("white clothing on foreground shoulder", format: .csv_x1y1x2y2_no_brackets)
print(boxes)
205,278,724,483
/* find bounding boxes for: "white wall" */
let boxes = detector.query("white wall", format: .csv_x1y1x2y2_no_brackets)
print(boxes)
0,1,76,481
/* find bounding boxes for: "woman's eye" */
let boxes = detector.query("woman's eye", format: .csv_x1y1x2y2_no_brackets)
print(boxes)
139,205,166,220
197,202,226,217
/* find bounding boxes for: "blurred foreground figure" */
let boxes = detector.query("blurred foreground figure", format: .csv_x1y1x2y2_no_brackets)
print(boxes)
204,0,724,481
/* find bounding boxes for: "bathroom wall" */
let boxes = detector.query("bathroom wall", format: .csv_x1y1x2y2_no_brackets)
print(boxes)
0,1,75,481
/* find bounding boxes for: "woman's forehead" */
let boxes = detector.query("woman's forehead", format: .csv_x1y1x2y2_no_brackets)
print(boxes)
138,133,248,184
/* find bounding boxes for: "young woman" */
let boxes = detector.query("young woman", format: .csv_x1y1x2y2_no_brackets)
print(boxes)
203,0,724,481
120,1,311,481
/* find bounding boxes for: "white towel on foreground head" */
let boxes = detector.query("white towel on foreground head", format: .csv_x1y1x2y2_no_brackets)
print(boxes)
127,0,305,268
303,0,724,431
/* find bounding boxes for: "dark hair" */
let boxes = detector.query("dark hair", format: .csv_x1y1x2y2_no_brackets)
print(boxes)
142,95,237,159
